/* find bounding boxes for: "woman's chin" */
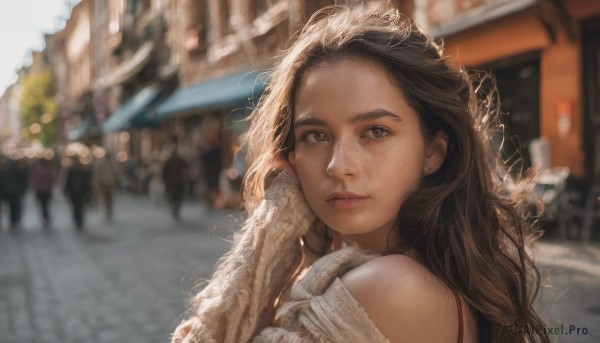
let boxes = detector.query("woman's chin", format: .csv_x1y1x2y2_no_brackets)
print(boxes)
325,222,374,237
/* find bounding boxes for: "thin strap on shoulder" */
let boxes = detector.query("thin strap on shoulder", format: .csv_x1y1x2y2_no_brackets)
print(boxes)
451,289,464,343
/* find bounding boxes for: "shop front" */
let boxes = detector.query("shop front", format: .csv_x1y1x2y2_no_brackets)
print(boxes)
581,16,600,239
431,0,600,237
155,69,267,201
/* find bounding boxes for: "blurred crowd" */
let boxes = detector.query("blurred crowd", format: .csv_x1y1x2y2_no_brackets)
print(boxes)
0,141,246,232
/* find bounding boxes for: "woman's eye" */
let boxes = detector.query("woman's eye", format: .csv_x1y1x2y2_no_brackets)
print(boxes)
300,131,328,143
364,126,389,139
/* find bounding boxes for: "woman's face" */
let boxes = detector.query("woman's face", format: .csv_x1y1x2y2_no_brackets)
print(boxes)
289,57,445,252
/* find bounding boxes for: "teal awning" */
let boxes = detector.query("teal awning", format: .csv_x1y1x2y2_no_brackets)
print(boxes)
432,0,535,38
67,117,97,141
101,84,162,133
156,70,267,118
130,106,161,128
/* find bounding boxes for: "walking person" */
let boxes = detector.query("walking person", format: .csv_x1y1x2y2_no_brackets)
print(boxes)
93,152,121,223
29,157,56,228
148,151,165,206
0,155,7,230
64,157,92,231
162,145,188,220
172,6,550,343
2,157,28,231
201,136,222,208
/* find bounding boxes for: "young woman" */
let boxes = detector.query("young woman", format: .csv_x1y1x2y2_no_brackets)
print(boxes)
172,5,549,343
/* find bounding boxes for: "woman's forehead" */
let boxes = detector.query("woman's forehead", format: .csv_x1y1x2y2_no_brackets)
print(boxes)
293,58,413,121
295,56,404,99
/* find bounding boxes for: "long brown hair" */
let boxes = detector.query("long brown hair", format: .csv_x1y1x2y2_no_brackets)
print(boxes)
243,5,548,342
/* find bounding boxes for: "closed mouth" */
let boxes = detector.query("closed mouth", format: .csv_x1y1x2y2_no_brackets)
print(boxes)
326,192,369,210
326,192,368,201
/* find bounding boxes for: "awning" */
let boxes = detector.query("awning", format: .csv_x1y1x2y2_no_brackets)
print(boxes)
67,117,97,141
93,41,154,89
101,84,162,133
156,70,268,118
130,105,161,128
431,0,536,38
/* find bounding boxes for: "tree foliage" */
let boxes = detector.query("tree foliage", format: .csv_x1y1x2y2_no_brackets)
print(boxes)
0,107,13,144
18,69,58,146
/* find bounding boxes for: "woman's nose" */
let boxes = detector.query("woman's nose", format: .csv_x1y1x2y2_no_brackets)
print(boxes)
326,140,358,179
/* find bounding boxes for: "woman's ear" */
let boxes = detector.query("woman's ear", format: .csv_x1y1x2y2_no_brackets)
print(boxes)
423,130,448,175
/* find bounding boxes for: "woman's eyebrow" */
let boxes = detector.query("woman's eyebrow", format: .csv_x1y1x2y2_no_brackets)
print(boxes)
294,109,401,129
347,109,402,124
294,117,326,128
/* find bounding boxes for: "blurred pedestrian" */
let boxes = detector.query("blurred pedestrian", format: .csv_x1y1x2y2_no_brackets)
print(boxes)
135,161,150,195
64,157,92,231
201,138,222,208
0,155,6,230
93,152,121,223
29,157,56,228
187,157,200,198
162,146,188,220
122,155,136,192
213,136,246,210
1,157,28,231
148,151,164,206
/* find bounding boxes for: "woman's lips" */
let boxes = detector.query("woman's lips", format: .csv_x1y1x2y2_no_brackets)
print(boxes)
326,192,369,210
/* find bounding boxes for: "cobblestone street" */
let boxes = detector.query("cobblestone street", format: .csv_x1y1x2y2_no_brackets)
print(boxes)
534,241,600,342
0,190,599,342
0,191,238,343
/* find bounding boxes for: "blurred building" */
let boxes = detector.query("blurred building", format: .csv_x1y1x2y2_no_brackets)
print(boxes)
55,0,97,145
0,84,21,149
1,0,409,167
420,0,600,193
44,31,70,146
1,39,59,151
91,0,177,163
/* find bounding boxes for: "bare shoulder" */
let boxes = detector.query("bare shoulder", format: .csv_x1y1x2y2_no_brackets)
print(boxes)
341,255,461,343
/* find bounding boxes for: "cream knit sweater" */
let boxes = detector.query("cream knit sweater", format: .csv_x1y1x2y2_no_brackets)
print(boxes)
171,173,390,343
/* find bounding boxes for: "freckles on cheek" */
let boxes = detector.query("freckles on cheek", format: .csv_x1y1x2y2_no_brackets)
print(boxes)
295,152,321,177
297,164,316,186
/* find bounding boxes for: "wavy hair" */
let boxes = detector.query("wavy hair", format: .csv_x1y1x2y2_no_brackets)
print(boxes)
243,5,548,342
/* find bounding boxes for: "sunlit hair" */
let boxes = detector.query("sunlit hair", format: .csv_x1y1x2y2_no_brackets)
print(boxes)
243,5,548,342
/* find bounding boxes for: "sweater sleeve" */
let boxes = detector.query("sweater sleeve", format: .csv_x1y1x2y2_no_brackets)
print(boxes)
251,248,390,343
252,279,390,343
171,172,315,343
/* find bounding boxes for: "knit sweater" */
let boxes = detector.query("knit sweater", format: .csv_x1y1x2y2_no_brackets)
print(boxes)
171,173,390,343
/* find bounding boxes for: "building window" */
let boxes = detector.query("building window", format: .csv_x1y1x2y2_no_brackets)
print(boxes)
305,0,336,19
483,54,541,171
184,0,209,53
221,0,234,37
253,0,270,18
139,0,151,13
152,0,164,11
109,0,125,34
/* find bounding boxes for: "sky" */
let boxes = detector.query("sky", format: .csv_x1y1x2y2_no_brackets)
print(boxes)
0,0,80,95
